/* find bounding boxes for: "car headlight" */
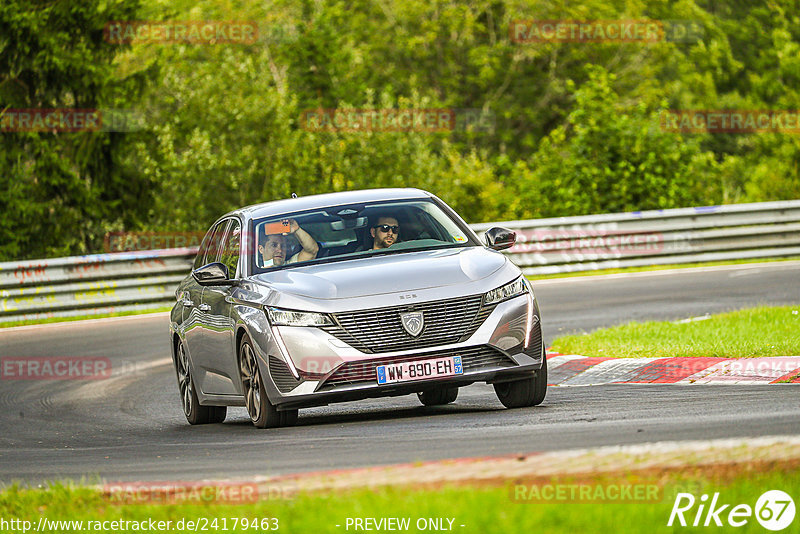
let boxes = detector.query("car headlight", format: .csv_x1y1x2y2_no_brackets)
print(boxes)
483,276,528,306
266,307,334,327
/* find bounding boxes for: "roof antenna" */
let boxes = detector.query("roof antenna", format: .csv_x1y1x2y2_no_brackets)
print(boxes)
291,192,298,198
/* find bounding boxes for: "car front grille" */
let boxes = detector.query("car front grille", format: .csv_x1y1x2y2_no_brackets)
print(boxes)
322,295,496,353
318,345,516,390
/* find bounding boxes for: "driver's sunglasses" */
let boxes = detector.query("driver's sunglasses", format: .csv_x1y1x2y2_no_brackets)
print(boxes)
374,224,400,234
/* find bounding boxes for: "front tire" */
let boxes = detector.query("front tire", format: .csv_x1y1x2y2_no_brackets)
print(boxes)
417,387,459,406
493,354,547,408
176,340,227,424
239,333,297,428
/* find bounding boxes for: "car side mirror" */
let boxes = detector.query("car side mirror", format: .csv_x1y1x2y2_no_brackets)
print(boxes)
192,262,236,286
484,227,516,251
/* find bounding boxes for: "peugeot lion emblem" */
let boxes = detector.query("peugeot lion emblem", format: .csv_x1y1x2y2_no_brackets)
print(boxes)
400,311,424,337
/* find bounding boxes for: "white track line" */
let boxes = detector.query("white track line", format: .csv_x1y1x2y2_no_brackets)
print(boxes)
0,312,171,334
532,260,800,285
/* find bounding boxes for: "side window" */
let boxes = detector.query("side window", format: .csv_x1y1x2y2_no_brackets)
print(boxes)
194,220,229,269
220,220,242,278
194,227,215,269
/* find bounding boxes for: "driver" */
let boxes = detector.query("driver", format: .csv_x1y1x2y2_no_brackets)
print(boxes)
370,216,400,250
258,218,318,267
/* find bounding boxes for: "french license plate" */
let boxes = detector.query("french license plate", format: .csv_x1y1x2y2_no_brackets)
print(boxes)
376,356,463,385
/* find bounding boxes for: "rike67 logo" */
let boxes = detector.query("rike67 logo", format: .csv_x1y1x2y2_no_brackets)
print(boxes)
668,490,795,531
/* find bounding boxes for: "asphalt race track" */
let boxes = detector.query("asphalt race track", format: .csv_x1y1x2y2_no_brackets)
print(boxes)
1,262,799,484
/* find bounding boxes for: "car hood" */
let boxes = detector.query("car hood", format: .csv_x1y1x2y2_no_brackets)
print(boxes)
251,247,507,300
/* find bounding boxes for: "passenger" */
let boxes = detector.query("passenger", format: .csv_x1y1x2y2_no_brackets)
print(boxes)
258,219,318,267
370,216,400,250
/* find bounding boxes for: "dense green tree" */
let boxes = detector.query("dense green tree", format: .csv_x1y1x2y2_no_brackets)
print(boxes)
517,66,714,216
0,0,149,260
3,0,800,260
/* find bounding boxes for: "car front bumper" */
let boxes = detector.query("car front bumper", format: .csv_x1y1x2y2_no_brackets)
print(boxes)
259,293,543,409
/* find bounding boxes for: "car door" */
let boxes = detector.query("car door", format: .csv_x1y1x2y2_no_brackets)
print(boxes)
195,218,241,395
184,219,230,392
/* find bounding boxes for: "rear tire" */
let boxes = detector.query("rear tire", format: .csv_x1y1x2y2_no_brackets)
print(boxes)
417,387,459,406
493,354,547,408
175,340,227,424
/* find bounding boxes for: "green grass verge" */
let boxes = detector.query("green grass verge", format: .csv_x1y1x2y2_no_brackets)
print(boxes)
1,467,798,533
0,307,172,329
551,305,800,358
527,256,800,280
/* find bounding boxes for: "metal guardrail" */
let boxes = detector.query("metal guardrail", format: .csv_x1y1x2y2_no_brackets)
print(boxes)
1,200,798,323
472,199,800,275
0,249,196,323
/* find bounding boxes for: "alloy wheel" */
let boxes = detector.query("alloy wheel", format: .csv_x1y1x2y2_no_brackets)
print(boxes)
240,342,262,422
177,342,193,416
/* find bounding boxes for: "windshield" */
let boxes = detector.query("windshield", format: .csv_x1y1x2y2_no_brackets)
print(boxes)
250,198,477,273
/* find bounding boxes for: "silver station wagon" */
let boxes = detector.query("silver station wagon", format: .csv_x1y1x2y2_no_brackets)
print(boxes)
169,188,546,428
